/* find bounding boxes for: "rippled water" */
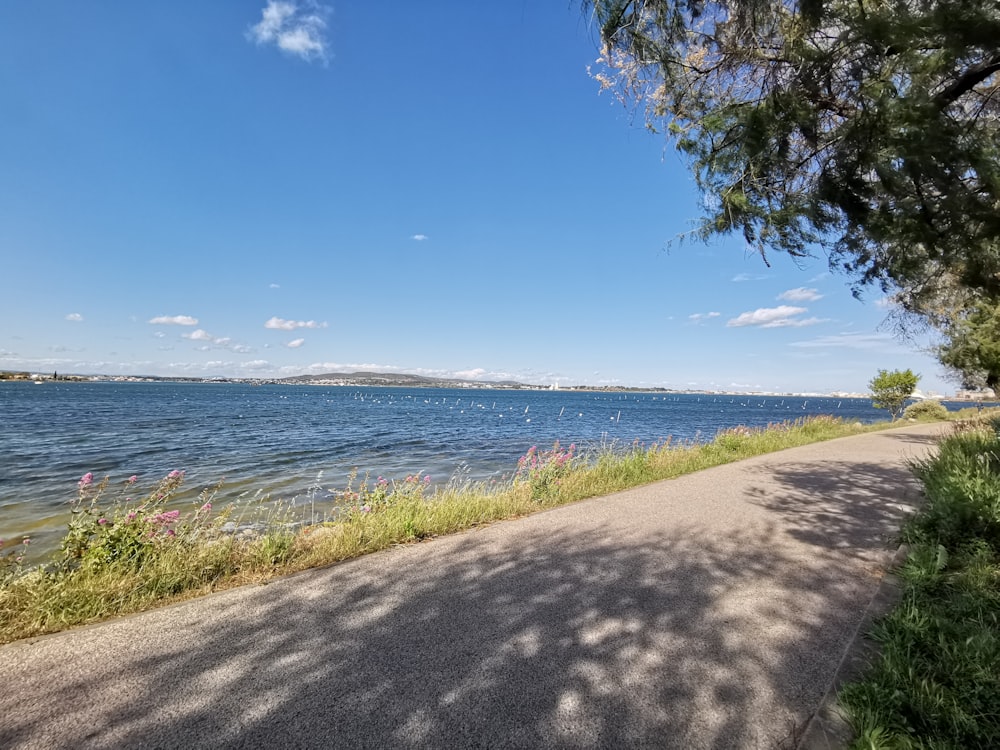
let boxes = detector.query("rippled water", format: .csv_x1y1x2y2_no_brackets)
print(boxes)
0,381,929,556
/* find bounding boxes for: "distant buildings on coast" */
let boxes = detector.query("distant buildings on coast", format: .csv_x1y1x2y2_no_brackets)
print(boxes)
2,369,991,401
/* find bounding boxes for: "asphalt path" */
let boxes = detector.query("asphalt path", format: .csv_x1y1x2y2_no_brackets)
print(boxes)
0,423,946,749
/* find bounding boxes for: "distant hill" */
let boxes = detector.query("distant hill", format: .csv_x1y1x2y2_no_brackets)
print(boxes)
277,371,530,389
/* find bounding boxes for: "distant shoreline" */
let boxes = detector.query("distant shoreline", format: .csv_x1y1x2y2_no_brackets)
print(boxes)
2,368,980,400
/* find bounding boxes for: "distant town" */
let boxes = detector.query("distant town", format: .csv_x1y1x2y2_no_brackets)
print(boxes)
3,368,990,400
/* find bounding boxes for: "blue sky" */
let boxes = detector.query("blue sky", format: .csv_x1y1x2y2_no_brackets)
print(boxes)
0,2,953,395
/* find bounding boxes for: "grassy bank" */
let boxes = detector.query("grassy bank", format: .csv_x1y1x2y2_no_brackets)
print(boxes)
0,414,892,645
839,419,1000,747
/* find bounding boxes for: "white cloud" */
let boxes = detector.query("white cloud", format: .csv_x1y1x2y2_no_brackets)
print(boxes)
727,305,826,328
287,361,401,375
454,368,487,379
149,315,198,326
181,329,254,353
270,362,529,383
732,273,768,282
777,287,823,303
248,1,331,64
689,312,721,322
264,316,327,330
65,313,83,322
790,332,904,351
269,283,281,289
153,331,166,339
784,317,826,327
164,359,273,376
287,338,306,348
411,234,429,241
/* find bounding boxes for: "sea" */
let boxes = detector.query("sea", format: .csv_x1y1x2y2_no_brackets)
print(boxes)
0,381,970,559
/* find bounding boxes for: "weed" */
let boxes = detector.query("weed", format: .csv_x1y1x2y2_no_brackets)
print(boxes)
838,427,1000,747
516,442,575,500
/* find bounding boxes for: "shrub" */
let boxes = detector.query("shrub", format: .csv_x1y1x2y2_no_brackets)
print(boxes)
908,431,1000,549
903,399,949,421
516,442,576,500
61,470,197,572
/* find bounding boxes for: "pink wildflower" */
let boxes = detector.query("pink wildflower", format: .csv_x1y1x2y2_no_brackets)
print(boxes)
98,518,107,525
126,511,137,521
424,476,431,484
167,470,183,479
79,472,94,487
199,502,212,513
152,510,180,525
127,475,138,484
360,504,371,513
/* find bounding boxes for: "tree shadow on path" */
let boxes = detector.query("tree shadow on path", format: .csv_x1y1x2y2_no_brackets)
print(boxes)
743,457,926,555
0,437,937,750
2,522,883,749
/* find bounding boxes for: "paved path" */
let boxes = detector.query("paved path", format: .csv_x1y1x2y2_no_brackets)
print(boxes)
0,424,945,749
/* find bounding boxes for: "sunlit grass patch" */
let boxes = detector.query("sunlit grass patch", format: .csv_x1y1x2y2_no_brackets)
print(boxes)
838,421,1000,748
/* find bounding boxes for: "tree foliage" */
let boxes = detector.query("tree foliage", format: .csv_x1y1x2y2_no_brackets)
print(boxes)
869,368,919,419
935,299,1000,391
588,0,1000,308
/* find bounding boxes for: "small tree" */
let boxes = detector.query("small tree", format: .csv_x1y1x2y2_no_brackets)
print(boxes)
869,369,920,421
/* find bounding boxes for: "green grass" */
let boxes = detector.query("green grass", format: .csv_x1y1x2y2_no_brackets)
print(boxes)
838,422,1000,748
0,414,909,645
